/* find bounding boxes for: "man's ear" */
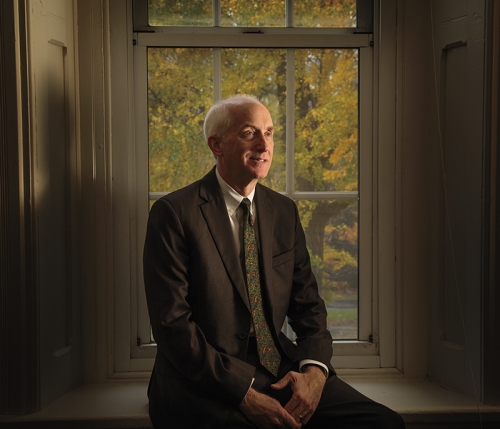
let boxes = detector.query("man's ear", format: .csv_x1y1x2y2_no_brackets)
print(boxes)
207,136,222,157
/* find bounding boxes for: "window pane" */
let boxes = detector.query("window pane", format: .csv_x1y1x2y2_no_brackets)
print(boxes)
148,0,212,26
296,199,358,339
148,48,214,193
221,48,287,191
220,0,285,27
295,49,358,192
295,0,357,28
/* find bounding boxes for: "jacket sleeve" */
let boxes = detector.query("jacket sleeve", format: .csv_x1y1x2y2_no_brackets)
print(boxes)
286,202,335,372
143,198,255,407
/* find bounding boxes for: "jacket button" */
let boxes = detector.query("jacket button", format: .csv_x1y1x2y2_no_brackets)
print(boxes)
237,332,248,340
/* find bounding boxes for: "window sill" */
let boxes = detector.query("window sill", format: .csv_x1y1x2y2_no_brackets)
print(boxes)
1,370,499,428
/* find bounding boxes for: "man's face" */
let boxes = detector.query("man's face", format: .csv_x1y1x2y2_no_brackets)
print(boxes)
216,102,274,191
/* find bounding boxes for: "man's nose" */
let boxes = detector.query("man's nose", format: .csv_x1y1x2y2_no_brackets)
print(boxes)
254,132,272,152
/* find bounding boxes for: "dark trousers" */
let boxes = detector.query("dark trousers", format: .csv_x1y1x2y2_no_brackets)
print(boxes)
224,340,406,429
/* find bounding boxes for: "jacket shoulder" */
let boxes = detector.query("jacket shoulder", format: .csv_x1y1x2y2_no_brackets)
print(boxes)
155,168,218,208
256,183,296,210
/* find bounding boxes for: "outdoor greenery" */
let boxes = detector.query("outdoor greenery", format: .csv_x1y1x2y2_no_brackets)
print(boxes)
147,0,359,338
148,0,357,28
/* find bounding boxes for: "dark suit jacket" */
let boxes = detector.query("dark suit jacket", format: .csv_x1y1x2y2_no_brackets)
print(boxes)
143,167,333,428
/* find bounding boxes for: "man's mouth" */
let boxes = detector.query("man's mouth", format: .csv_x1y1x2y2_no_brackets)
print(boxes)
249,157,266,162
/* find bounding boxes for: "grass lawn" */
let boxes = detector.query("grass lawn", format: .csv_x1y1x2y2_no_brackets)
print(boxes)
327,308,358,339
327,308,357,325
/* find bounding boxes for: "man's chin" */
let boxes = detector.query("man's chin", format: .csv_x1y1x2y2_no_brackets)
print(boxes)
250,168,271,180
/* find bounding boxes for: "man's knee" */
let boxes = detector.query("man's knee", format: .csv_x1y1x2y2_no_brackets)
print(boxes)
372,405,406,429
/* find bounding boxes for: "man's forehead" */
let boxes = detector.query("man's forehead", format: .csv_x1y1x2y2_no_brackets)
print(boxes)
239,122,274,130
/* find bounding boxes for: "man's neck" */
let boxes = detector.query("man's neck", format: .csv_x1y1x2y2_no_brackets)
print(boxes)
232,183,257,197
215,167,257,197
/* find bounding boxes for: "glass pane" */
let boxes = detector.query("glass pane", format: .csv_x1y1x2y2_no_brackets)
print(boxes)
221,48,287,191
148,48,214,193
295,0,357,28
148,0,212,26
296,199,358,340
221,0,285,27
295,49,359,192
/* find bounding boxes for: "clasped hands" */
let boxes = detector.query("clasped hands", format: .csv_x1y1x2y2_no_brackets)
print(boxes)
239,365,327,428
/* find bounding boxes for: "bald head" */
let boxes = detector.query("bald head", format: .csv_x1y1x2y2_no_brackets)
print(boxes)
203,95,264,142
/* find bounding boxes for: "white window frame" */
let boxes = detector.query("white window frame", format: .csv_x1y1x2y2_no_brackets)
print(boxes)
113,0,399,374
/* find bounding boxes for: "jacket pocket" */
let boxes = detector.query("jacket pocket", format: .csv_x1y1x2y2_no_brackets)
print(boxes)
272,248,294,267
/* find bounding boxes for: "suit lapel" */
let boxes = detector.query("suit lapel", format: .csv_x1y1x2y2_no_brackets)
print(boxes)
199,169,251,311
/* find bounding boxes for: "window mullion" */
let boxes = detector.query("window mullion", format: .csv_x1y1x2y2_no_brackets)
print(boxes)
286,48,294,195
213,0,220,27
286,0,294,27
213,48,221,101
358,46,374,343
134,44,152,350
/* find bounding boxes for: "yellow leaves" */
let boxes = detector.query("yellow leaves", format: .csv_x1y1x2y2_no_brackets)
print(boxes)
293,48,359,192
327,131,358,165
148,46,359,193
221,0,284,27
295,0,356,28
296,200,319,229
323,169,345,181
150,0,356,28
336,221,358,246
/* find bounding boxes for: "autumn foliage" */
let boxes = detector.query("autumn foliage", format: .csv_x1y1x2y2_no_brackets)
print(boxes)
147,0,359,337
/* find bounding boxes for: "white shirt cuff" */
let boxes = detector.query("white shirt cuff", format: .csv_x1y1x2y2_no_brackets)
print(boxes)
244,377,254,396
299,359,329,378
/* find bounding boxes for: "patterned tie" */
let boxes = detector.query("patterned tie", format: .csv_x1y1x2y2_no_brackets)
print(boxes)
241,198,281,376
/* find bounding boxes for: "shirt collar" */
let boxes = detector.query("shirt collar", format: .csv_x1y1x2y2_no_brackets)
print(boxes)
215,167,255,215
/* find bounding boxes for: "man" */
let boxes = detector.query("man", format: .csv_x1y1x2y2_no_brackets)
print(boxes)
144,95,405,428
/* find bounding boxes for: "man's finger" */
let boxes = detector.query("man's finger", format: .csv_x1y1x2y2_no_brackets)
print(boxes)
283,413,302,429
270,372,292,390
300,412,313,426
284,395,302,414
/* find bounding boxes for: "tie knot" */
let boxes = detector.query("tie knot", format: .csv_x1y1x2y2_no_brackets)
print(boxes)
241,198,253,225
241,198,251,212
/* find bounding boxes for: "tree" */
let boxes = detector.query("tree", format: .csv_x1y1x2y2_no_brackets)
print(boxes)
293,48,358,297
148,48,214,192
147,0,360,335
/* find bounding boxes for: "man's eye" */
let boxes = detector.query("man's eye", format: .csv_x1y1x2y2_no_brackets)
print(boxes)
242,131,254,137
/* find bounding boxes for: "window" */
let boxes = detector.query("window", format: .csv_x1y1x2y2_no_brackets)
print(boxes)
130,0,383,369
